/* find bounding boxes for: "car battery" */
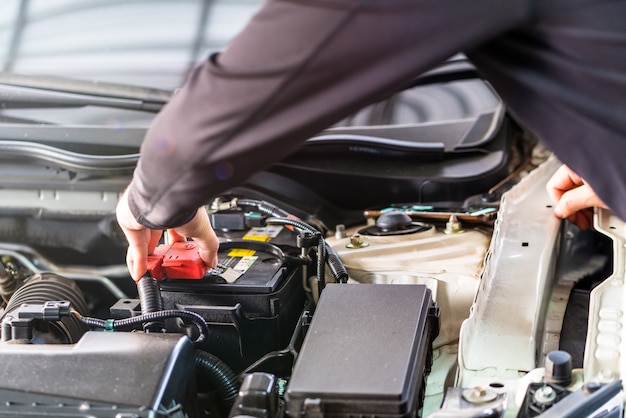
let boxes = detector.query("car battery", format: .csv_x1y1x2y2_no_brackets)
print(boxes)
157,225,307,373
285,283,438,418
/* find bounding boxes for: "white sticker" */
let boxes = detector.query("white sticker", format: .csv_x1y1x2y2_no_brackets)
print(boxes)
234,255,258,273
220,268,242,283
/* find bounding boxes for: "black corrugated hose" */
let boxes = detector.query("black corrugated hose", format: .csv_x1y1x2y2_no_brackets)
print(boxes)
316,235,327,294
325,244,349,284
136,275,165,333
236,198,290,218
265,216,349,284
78,313,237,408
77,310,209,344
236,198,349,283
195,349,239,409
5,272,89,343
0,262,18,304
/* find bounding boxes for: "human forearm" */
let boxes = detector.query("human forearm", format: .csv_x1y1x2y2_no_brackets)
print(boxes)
127,0,530,228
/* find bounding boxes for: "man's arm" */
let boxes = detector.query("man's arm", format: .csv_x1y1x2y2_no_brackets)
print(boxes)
117,0,531,279
126,0,531,228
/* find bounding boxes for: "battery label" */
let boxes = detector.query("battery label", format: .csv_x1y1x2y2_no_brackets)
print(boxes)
210,253,259,283
234,256,257,272
243,226,283,242
228,248,256,257
218,267,242,283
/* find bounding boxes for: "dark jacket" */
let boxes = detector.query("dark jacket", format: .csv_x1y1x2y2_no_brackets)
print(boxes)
128,0,626,228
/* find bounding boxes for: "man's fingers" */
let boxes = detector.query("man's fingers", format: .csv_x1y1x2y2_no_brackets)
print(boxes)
546,164,584,204
125,228,151,281
116,189,163,281
565,209,593,231
148,229,163,255
125,251,141,283
167,229,186,243
546,164,609,231
198,247,219,269
173,208,220,268
554,183,607,219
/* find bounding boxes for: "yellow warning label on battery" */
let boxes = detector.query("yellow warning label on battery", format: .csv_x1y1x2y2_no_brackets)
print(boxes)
228,248,257,257
242,235,271,242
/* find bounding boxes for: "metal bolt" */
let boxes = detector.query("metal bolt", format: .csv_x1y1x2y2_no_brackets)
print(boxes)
583,381,603,394
444,215,464,234
462,386,497,403
335,224,347,239
533,385,557,405
346,234,369,249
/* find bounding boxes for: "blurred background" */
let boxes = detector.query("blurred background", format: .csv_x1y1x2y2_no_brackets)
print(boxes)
1,0,263,89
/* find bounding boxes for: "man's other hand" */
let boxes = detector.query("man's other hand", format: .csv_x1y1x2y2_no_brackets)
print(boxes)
546,164,608,230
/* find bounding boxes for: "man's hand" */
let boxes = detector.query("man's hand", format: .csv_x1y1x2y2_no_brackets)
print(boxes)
116,189,219,281
546,164,608,230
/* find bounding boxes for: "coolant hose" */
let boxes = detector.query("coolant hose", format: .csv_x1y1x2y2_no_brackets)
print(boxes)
195,350,239,408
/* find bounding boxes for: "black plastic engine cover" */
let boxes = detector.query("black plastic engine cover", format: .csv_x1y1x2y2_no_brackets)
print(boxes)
0,331,196,416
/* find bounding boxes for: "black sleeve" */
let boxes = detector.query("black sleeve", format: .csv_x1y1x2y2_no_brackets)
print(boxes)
127,0,531,229
467,0,626,221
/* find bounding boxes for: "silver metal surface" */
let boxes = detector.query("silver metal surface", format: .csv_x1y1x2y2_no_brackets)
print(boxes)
427,387,506,418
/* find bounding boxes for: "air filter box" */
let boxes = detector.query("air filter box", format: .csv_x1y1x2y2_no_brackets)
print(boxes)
285,283,438,418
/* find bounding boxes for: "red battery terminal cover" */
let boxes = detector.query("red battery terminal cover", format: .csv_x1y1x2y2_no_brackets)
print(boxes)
146,241,207,281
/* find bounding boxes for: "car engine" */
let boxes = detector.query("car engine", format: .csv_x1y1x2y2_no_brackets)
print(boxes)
0,66,624,418
0,156,623,418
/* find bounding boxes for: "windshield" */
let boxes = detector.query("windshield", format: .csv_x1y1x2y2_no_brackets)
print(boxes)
1,0,262,87
0,0,263,126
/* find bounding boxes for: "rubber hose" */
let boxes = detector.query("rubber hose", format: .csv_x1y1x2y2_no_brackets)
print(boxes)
236,199,290,218
266,217,348,284
195,350,239,408
80,309,209,344
316,238,326,296
325,245,349,283
136,276,164,333
0,263,17,303
265,216,314,234
3,272,89,343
